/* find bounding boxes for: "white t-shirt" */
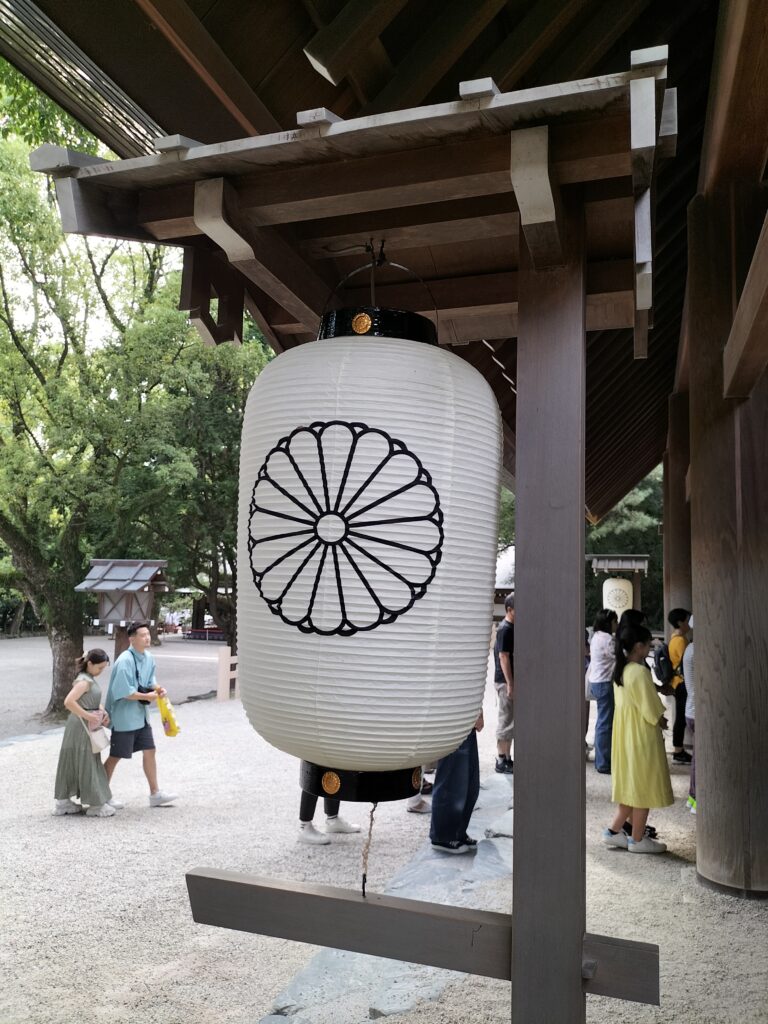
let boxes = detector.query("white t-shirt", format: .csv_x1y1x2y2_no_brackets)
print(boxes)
588,630,615,683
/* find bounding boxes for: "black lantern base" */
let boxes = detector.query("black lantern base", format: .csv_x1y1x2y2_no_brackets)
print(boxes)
300,760,422,803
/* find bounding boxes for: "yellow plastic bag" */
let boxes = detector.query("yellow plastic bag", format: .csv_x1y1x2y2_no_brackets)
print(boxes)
157,692,180,737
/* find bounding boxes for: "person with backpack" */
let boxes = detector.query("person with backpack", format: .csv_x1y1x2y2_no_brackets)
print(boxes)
667,608,692,764
602,623,673,853
587,609,618,773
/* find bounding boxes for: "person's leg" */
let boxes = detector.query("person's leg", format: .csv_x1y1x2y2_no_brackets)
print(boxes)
591,682,614,773
609,803,633,833
323,797,341,817
104,756,120,784
459,730,480,839
672,683,688,751
686,717,696,802
431,734,471,845
142,748,159,793
299,791,318,823
495,687,514,770
629,807,650,842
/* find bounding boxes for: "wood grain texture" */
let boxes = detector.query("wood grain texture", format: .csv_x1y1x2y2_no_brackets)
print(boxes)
513,195,587,1020
662,392,691,631
723,210,768,398
185,869,659,1002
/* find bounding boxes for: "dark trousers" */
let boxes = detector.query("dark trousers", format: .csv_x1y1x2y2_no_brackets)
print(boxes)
429,730,480,845
299,792,340,822
686,717,696,798
589,680,614,773
673,682,688,748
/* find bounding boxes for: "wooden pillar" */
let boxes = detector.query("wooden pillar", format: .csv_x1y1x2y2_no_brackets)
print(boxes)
513,196,586,1019
632,572,642,611
688,189,768,896
663,391,692,632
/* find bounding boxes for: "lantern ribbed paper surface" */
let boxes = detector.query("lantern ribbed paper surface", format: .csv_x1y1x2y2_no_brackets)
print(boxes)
603,577,634,617
238,331,501,771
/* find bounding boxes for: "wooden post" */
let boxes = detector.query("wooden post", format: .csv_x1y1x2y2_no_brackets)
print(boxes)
663,391,691,632
632,572,642,611
688,189,768,895
513,195,586,1019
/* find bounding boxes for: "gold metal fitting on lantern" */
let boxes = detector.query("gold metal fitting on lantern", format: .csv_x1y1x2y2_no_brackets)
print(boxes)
412,768,422,790
322,770,341,795
351,312,372,334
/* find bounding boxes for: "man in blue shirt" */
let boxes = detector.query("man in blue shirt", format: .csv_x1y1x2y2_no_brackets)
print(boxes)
104,621,178,807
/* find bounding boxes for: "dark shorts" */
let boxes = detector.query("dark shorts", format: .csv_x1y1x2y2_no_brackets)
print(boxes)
109,723,155,759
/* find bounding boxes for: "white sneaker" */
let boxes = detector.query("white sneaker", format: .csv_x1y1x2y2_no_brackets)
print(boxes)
85,803,116,817
406,798,432,814
628,835,667,854
149,791,178,807
298,822,330,845
108,797,125,810
53,799,81,816
602,827,628,849
325,815,361,834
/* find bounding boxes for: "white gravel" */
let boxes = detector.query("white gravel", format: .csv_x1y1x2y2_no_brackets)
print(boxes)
1,689,766,1024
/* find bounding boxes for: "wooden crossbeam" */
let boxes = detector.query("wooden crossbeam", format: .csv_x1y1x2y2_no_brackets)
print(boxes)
134,121,631,240
302,0,394,105
510,125,563,268
186,869,659,1004
133,0,280,135
192,178,328,331
303,0,408,86
723,210,768,398
179,247,243,346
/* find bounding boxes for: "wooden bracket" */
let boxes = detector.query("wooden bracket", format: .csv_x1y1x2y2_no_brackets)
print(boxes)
296,107,343,128
192,177,327,331
509,125,563,269
29,144,106,177
459,77,500,100
629,76,657,191
186,869,660,1005
658,88,678,159
179,247,244,346
152,134,204,153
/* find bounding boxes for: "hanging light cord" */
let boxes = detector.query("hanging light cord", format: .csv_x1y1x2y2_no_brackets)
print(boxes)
361,801,378,899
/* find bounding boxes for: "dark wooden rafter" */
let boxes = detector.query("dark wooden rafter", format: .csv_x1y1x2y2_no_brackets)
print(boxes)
482,0,591,90
362,0,508,113
133,0,280,135
302,0,406,89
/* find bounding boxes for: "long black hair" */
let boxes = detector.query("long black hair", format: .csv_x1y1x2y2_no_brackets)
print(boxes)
613,625,652,685
75,649,110,676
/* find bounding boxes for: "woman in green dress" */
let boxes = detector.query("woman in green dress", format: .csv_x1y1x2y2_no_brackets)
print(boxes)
53,649,116,818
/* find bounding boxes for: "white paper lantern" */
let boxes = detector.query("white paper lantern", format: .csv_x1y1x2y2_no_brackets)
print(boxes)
602,577,634,617
237,308,501,791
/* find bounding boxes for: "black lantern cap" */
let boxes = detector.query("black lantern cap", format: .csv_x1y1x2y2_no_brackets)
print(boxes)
300,760,422,802
318,307,437,346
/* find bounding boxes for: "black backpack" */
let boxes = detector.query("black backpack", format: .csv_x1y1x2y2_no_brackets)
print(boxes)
653,642,676,686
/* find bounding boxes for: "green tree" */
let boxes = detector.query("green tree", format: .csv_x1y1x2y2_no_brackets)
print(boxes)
498,486,515,552
0,57,99,153
585,466,663,629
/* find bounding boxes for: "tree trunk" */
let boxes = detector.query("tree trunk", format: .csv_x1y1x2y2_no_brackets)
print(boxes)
8,600,26,637
45,624,84,717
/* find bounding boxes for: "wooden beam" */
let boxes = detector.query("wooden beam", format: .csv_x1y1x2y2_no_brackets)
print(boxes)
634,307,649,359
698,0,768,192
133,0,280,136
723,211,768,398
513,197,587,1020
179,247,243,346
510,126,563,268
152,134,203,153
269,261,634,339
186,869,659,1004
483,0,589,91
51,177,154,243
28,144,106,176
459,77,499,100
193,178,327,331
135,118,632,238
658,88,678,159
634,188,653,310
302,0,408,86
364,0,507,114
629,76,657,191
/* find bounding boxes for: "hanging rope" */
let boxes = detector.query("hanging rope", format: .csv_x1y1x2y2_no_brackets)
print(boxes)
361,801,378,899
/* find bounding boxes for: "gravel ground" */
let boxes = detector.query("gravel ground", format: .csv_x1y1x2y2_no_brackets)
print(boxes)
1,684,766,1024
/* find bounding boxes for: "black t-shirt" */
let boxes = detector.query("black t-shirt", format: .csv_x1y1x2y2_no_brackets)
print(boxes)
494,618,515,685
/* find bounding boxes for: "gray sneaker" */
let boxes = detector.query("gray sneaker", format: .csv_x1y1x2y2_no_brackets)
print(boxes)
628,835,667,854
149,791,178,807
53,799,81,816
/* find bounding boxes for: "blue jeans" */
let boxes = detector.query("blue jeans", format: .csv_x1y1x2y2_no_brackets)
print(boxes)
430,730,480,844
589,680,614,773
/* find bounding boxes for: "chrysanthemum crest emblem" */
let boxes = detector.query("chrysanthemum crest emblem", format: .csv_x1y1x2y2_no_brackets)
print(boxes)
248,421,443,636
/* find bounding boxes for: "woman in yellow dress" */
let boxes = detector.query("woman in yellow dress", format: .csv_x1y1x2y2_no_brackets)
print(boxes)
602,624,673,854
